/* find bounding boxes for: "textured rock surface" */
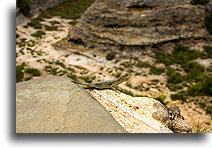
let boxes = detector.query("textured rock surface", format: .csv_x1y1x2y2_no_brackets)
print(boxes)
16,76,127,133
67,0,210,50
88,89,189,133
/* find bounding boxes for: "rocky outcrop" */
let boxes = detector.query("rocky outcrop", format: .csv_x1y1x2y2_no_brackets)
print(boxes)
67,0,210,50
16,76,189,133
16,76,127,133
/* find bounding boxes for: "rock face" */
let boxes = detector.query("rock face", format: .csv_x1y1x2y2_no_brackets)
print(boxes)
67,0,210,50
16,76,127,133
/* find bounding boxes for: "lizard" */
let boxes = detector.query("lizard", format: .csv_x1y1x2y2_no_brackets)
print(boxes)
71,73,131,91
152,102,190,133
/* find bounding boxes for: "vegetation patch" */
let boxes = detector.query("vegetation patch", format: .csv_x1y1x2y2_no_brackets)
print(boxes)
150,66,165,75
115,86,142,97
44,25,58,31
68,20,79,25
155,51,173,66
25,68,41,76
27,18,43,29
16,63,25,82
31,30,46,38
136,61,150,68
170,91,187,102
166,68,184,84
42,0,95,19
155,94,166,104
155,44,211,108
67,74,77,80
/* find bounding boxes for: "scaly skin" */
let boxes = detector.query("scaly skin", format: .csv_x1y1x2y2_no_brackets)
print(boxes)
72,73,131,90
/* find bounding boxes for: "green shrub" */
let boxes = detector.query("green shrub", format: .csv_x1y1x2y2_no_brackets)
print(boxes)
171,91,187,102
67,74,77,80
183,61,204,73
68,20,79,25
31,30,46,38
166,68,184,84
50,20,60,25
27,18,43,29
44,25,58,31
155,94,166,104
25,68,41,76
173,44,204,65
167,84,183,91
150,66,165,75
155,51,173,66
16,63,25,82
39,0,95,19
136,61,150,68
186,68,207,83
187,76,212,96
115,86,142,97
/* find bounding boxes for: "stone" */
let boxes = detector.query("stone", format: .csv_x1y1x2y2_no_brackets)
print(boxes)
67,0,210,50
16,76,127,133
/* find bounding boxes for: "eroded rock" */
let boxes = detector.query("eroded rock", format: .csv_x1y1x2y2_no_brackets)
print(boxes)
67,0,210,50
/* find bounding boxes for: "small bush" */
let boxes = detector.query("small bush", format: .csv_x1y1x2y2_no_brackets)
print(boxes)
25,68,41,76
150,66,165,75
68,20,79,25
166,68,184,84
67,74,77,80
187,76,212,96
27,18,43,29
183,61,204,73
44,25,58,31
155,94,166,104
50,20,60,25
171,91,187,102
167,84,183,91
136,61,150,68
173,44,204,65
155,51,173,66
16,63,25,82
31,30,46,38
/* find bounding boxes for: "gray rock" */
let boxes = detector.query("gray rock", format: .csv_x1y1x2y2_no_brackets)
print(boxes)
16,76,127,133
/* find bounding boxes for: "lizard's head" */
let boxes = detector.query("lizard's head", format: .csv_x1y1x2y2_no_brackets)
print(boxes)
118,73,132,83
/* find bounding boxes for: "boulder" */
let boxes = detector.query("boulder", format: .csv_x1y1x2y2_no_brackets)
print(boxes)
16,76,127,133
